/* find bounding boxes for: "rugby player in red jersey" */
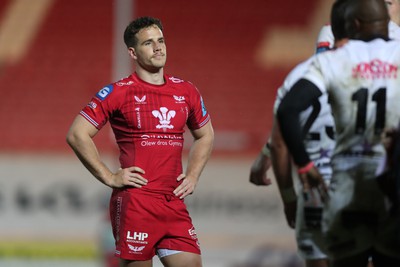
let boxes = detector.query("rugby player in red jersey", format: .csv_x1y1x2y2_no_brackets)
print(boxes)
66,17,214,267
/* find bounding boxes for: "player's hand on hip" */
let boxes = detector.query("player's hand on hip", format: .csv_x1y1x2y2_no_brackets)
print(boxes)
174,174,196,199
299,166,328,204
249,153,273,186
111,167,147,188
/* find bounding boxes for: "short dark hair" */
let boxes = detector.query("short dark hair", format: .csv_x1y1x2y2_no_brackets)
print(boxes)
123,16,163,48
331,0,350,40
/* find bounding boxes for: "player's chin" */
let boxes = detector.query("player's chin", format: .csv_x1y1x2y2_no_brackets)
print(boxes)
152,56,166,65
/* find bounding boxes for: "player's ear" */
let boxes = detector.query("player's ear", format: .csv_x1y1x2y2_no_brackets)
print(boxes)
128,47,137,60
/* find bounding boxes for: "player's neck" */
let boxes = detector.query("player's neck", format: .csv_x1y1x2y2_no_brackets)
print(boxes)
135,68,165,85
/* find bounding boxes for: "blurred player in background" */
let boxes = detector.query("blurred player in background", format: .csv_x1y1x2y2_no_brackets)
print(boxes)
250,1,349,266
67,16,214,267
277,0,400,266
386,0,400,25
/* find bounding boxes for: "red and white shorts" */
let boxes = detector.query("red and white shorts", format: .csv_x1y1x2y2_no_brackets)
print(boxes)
109,188,201,261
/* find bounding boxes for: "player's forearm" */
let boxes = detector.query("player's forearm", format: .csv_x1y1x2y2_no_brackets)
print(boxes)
270,119,294,188
270,143,293,189
270,119,296,203
271,146,297,203
66,132,113,187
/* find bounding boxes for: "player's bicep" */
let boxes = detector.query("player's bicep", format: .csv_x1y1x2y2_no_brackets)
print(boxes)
67,115,99,140
190,120,214,141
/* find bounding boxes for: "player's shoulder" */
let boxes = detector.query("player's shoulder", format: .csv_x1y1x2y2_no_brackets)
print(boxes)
315,24,334,53
343,38,400,57
284,57,314,86
114,75,136,87
94,76,134,101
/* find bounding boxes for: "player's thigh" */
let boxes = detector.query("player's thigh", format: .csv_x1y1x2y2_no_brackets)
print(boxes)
160,251,202,267
120,259,153,267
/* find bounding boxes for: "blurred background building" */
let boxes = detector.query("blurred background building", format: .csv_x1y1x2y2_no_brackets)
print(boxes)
0,0,333,266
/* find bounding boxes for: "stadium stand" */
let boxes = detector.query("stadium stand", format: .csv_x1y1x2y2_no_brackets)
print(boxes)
0,0,317,153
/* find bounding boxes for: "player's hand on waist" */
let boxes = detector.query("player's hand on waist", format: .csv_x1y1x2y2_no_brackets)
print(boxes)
109,166,147,188
174,174,197,199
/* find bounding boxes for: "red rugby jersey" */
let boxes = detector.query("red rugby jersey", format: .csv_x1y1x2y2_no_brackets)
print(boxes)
80,73,211,195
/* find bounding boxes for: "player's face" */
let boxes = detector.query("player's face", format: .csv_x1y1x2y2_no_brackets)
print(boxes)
129,25,167,73
386,0,400,25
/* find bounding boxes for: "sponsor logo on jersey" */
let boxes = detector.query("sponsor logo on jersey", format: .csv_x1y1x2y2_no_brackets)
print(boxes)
352,59,397,79
96,85,113,100
152,107,176,130
135,107,142,129
173,95,185,103
126,231,149,244
134,95,147,104
140,134,183,140
200,97,207,116
188,226,198,240
188,226,200,248
127,244,145,253
116,81,134,86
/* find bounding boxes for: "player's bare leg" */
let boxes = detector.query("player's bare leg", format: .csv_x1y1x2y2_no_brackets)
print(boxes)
305,259,329,267
120,259,153,267
160,251,202,267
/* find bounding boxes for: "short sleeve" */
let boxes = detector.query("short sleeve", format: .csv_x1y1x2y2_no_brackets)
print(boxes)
79,84,117,129
186,84,211,130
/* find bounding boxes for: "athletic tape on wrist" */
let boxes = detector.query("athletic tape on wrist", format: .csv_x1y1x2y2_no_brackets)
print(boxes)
297,161,314,174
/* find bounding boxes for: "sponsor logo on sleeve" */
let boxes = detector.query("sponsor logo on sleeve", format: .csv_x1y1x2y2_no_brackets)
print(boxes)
96,85,113,100
200,97,207,116
87,101,97,109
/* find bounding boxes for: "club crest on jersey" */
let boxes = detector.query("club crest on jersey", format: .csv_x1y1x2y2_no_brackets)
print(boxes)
96,85,113,100
152,107,176,130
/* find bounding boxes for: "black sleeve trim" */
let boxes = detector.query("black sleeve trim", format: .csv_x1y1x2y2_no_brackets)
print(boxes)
276,79,322,167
